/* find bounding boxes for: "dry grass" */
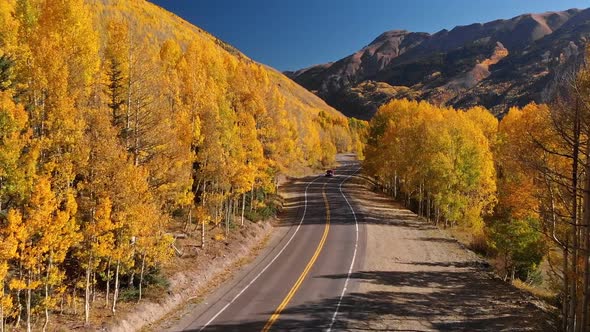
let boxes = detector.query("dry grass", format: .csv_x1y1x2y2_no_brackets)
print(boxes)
512,279,558,305
445,224,558,309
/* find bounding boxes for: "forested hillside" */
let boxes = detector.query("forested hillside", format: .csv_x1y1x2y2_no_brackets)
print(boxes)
0,0,363,330
364,47,590,330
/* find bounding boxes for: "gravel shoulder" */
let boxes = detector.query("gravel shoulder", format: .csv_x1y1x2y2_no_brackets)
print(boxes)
339,174,557,331
105,220,274,332
134,173,315,332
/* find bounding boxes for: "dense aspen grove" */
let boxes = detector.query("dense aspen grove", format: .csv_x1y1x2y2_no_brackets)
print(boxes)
0,0,364,330
364,50,590,331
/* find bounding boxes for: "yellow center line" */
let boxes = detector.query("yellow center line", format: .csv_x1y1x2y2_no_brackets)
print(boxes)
261,180,332,332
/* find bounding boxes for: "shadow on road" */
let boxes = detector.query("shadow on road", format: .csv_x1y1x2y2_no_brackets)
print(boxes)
191,164,555,332
188,266,555,332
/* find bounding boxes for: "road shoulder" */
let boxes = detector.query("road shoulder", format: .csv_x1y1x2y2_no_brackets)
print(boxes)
339,174,557,331
138,175,312,332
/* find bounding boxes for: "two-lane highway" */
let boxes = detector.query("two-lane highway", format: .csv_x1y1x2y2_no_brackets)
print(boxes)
165,154,557,332
167,155,365,331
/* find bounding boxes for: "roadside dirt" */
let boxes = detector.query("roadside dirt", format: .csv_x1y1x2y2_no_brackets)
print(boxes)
112,174,310,332
339,174,557,331
103,220,273,332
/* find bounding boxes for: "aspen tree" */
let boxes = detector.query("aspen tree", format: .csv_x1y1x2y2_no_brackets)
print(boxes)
0,91,33,210
0,0,358,326
8,177,55,332
364,99,496,231
0,210,19,332
39,191,80,331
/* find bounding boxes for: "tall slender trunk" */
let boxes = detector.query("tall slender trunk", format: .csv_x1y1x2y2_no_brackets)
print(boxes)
15,266,21,328
565,241,570,332
225,199,231,237
128,269,135,290
201,186,207,249
138,253,146,302
250,183,254,212
128,242,136,288
545,177,569,331
105,258,111,308
126,50,133,150
241,193,246,226
569,102,581,332
201,214,206,250
421,181,425,216
215,198,220,227
186,207,192,232
418,183,423,216
581,140,590,331
112,261,120,314
26,272,31,332
576,197,586,332
43,256,52,332
73,287,77,315
84,257,92,325
92,271,96,303
133,100,140,166
1,281,4,332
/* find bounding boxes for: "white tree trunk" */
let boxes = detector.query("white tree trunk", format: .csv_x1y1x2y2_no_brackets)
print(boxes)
201,216,206,250
241,194,246,226
84,260,91,325
138,254,146,302
26,272,31,332
112,261,120,314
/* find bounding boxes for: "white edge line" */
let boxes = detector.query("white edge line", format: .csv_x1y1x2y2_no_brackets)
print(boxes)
198,175,322,331
327,166,361,332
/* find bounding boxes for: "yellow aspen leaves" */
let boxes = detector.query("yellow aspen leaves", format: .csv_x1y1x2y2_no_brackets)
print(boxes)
364,99,496,233
0,0,360,328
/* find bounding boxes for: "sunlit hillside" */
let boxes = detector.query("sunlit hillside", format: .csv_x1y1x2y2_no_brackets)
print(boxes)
93,0,348,119
0,0,365,330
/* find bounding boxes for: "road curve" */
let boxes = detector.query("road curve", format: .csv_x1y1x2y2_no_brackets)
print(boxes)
167,154,365,332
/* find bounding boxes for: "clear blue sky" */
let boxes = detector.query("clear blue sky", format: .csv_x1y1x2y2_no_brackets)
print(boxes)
149,0,588,71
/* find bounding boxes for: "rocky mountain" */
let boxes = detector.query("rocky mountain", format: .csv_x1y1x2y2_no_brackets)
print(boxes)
286,9,590,119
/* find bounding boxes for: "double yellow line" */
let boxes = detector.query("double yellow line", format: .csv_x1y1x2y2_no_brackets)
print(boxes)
261,180,332,332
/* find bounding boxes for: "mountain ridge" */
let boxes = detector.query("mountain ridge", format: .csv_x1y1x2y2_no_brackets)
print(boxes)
286,8,589,119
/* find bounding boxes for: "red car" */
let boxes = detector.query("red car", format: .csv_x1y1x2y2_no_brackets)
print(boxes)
325,169,334,177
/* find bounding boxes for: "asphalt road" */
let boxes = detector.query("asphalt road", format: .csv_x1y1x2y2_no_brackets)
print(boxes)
168,154,366,332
